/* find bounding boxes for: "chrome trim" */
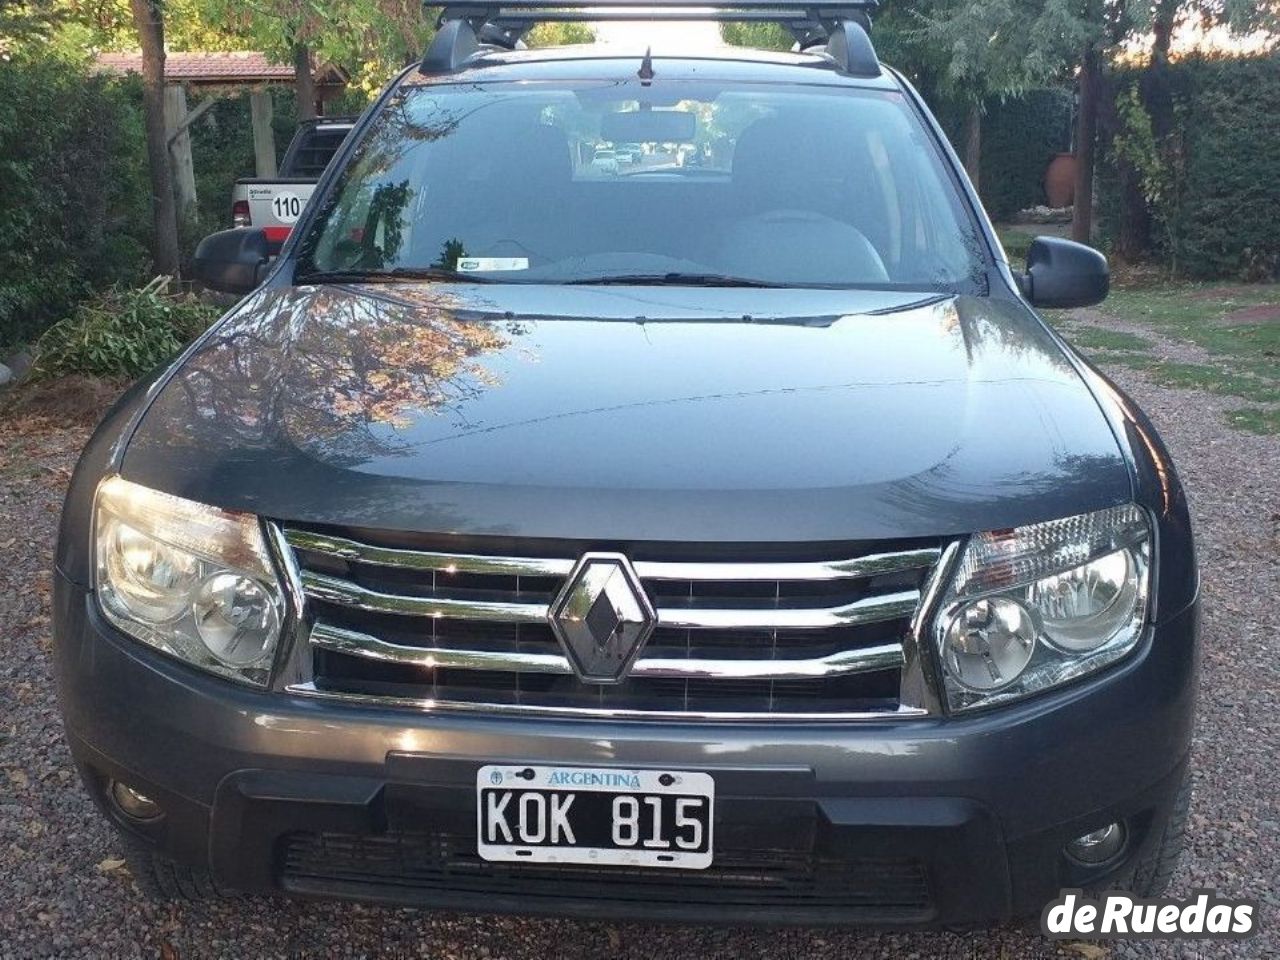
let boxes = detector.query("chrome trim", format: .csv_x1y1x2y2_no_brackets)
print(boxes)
280,526,945,719
632,643,903,679
301,569,919,633
310,621,904,679
633,549,940,582
263,522,311,688
284,528,575,578
265,522,307,623
285,682,930,722
656,590,920,631
300,570,549,623
311,622,573,673
899,539,962,714
284,528,938,584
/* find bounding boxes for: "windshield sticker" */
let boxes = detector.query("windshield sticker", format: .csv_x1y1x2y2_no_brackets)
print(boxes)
457,257,530,272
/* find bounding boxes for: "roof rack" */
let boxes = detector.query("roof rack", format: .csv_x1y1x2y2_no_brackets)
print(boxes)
420,1,882,79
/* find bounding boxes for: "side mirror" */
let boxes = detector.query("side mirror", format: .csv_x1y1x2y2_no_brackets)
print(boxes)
1019,236,1109,309
193,228,270,295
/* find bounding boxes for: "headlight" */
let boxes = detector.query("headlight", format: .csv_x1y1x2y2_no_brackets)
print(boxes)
93,476,284,686
935,504,1151,711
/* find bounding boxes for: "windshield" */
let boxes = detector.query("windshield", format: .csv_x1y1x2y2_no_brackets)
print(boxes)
296,80,987,291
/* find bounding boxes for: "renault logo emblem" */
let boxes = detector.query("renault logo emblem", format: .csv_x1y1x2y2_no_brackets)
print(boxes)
548,553,656,684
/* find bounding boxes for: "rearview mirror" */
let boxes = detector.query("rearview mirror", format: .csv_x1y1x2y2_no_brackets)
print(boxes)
193,228,271,296
600,109,697,145
1020,236,1109,309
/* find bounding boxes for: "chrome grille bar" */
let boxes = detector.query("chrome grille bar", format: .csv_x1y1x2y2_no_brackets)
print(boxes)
302,568,919,632
301,570,549,623
284,528,938,583
657,590,920,631
286,529,574,578
310,622,904,679
634,550,940,582
312,622,573,673
284,682,931,722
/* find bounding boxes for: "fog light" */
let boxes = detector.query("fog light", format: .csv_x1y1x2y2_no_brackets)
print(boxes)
109,779,162,821
1066,822,1125,864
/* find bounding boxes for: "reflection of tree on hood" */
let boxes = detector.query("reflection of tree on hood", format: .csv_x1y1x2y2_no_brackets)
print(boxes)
147,285,529,466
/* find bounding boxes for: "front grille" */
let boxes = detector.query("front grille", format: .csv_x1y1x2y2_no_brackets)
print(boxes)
280,830,933,916
278,525,943,719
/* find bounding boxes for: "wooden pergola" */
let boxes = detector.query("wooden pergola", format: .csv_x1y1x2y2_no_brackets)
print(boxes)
94,51,348,220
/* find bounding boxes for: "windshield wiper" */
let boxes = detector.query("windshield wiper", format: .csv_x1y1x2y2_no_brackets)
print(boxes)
294,267,502,285
564,273,787,288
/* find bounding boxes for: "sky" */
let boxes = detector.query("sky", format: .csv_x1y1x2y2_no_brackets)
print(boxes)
592,18,723,51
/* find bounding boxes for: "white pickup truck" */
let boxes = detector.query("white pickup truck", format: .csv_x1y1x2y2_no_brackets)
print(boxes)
231,117,355,248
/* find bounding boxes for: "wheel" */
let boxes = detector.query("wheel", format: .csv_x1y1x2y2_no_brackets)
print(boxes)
120,834,236,902
1129,772,1192,897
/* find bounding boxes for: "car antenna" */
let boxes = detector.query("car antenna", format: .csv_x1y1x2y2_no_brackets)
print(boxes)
638,47,655,84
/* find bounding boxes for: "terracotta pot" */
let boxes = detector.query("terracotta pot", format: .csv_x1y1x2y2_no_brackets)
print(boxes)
1045,152,1077,209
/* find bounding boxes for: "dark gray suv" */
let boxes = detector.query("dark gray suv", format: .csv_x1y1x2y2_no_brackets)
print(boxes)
53,0,1198,927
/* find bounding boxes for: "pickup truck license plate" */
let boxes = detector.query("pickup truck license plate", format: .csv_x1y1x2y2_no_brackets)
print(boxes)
476,765,714,869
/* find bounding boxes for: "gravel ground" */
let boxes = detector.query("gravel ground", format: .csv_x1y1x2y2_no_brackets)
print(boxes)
0,347,1276,959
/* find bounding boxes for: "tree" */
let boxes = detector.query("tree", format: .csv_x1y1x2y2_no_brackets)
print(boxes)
923,0,1280,244
128,0,180,276
192,0,426,106
1,1,60,56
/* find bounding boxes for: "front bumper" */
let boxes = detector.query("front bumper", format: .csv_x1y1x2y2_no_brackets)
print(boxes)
53,570,1198,926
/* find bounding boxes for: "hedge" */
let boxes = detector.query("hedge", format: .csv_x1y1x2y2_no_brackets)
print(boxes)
979,89,1074,220
1161,54,1280,280
0,59,342,353
0,57,151,351
1099,52,1280,280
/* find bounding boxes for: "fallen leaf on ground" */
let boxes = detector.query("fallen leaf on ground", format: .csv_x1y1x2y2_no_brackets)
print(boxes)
96,857,126,873
1063,943,1108,959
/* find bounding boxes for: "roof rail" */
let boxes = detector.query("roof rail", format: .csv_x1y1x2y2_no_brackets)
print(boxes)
420,1,882,78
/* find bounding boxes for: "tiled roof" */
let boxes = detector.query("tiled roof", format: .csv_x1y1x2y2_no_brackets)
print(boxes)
94,51,326,83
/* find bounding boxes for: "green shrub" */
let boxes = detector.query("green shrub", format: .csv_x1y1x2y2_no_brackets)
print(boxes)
0,55,152,351
33,278,220,380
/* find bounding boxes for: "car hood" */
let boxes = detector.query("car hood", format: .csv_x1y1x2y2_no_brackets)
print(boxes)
122,282,1131,543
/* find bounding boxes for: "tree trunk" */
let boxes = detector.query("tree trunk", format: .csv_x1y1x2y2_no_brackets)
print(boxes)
962,102,982,194
129,0,180,277
1108,82,1152,260
1071,47,1100,245
294,43,317,121
1151,0,1177,68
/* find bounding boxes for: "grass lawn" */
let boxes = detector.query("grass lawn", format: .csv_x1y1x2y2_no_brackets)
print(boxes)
1057,280,1280,434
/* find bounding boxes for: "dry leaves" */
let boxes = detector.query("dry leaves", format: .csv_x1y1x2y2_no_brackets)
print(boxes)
1062,943,1108,959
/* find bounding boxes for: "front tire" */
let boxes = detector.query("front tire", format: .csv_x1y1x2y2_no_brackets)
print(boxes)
1129,772,1192,897
121,834,236,902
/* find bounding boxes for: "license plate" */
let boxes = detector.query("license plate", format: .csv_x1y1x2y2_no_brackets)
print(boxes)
476,764,714,869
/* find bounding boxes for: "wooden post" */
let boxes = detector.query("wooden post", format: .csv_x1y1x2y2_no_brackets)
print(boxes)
163,83,198,226
249,88,277,178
